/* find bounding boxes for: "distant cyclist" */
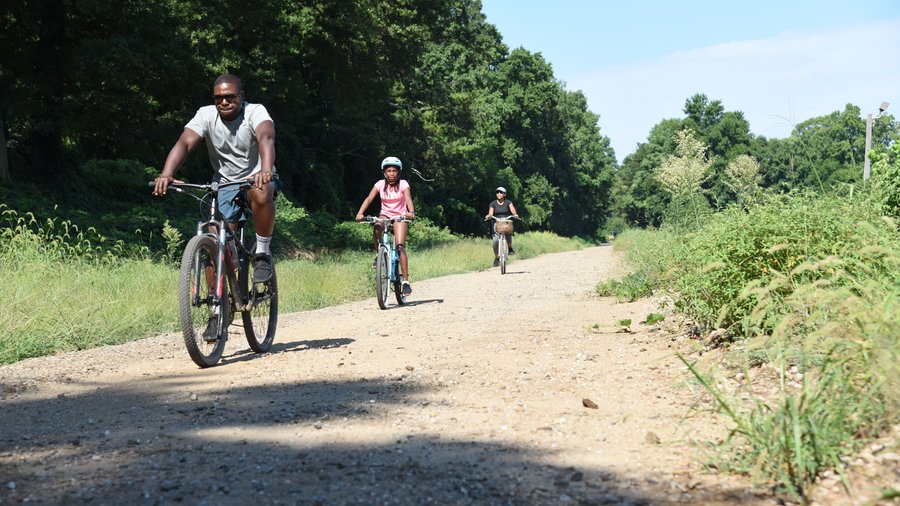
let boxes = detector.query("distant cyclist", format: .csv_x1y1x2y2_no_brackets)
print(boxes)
153,73,279,284
485,186,519,267
355,156,416,295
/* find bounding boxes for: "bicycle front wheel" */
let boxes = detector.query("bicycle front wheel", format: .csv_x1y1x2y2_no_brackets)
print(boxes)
499,235,508,275
178,235,228,368
375,246,390,310
241,249,278,353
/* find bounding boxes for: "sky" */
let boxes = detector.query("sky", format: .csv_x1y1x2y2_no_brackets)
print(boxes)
480,0,900,163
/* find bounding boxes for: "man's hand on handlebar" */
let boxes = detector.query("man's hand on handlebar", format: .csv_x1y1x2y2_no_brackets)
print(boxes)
253,170,274,190
153,175,181,196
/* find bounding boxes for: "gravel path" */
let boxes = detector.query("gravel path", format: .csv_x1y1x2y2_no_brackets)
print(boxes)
0,246,777,505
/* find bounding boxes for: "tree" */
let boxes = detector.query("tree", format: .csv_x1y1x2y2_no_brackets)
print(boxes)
611,118,681,227
789,104,866,188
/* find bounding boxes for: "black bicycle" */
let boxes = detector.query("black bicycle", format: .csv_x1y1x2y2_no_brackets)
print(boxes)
152,179,278,367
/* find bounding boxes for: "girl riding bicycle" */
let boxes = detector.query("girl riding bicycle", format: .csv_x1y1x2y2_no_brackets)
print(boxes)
355,156,415,295
485,186,519,267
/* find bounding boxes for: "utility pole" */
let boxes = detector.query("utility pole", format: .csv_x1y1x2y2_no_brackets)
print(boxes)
864,113,873,180
864,101,890,181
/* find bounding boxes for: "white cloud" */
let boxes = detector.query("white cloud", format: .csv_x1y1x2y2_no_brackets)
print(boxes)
571,19,900,163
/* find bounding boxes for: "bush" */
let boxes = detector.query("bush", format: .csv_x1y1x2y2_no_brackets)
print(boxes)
407,217,456,249
663,191,895,333
607,189,900,501
870,143,900,219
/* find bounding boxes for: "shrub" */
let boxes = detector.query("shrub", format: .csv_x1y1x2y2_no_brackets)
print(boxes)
869,143,900,219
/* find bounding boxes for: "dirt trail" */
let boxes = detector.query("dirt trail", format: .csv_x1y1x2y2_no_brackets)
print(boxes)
0,246,777,505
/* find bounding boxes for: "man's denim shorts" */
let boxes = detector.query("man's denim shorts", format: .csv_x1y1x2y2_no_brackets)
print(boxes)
215,175,282,224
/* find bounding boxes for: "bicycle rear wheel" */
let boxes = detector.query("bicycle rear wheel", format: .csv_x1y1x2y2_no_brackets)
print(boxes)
499,235,508,275
240,242,278,353
178,235,228,368
375,246,390,310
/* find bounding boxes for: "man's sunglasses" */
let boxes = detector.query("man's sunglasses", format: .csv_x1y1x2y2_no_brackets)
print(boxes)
212,93,241,103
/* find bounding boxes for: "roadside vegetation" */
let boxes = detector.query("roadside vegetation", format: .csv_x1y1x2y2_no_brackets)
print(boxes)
0,204,582,365
600,140,900,503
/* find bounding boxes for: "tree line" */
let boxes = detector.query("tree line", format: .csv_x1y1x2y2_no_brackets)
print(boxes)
1,1,896,244
0,0,615,239
612,94,899,230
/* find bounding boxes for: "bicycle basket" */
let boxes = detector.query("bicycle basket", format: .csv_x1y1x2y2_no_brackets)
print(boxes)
495,220,514,234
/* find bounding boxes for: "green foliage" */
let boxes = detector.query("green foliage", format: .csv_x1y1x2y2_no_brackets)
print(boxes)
612,191,898,501
609,95,899,231
657,128,711,197
681,350,887,503
869,142,900,218
521,173,558,229
596,272,654,302
593,227,675,300
663,191,897,334
160,220,183,265
724,154,761,206
407,217,457,249
645,313,664,325
1,0,615,242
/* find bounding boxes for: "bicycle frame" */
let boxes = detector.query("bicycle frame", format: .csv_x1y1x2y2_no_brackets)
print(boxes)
170,180,255,312
489,216,517,275
380,220,400,283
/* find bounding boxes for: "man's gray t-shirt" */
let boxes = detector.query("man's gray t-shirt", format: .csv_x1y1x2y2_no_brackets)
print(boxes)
185,102,275,181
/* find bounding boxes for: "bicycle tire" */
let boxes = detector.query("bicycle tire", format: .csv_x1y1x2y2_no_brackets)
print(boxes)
178,235,228,368
375,246,390,310
239,239,278,353
499,234,508,275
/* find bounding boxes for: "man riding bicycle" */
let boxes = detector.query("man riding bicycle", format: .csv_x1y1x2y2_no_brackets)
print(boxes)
485,186,519,267
153,73,279,284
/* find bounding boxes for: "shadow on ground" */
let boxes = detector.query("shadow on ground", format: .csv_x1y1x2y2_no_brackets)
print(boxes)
1,370,767,505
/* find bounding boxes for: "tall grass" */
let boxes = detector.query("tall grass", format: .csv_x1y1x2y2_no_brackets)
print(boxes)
603,190,899,502
1,207,583,365
0,207,176,363
596,228,676,301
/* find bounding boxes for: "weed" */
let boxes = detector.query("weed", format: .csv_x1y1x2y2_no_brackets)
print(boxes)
645,313,665,325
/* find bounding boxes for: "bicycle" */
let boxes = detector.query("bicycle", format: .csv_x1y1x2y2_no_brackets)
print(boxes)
487,215,519,274
361,216,411,309
151,179,279,367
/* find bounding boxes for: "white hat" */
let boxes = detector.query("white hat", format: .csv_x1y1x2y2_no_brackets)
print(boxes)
495,187,507,193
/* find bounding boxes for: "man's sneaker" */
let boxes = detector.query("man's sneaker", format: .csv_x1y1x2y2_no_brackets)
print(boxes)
202,315,219,342
401,281,412,295
509,248,516,256
252,253,273,283
493,257,500,267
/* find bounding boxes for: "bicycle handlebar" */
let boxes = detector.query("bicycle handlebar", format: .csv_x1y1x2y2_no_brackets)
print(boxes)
486,215,520,222
147,179,259,193
360,216,413,224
